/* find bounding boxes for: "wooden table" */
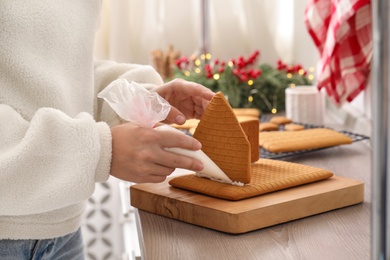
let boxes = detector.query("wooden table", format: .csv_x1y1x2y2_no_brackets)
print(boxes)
134,135,371,260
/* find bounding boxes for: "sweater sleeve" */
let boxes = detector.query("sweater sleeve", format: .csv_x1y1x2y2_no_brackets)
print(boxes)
0,104,112,216
93,60,164,126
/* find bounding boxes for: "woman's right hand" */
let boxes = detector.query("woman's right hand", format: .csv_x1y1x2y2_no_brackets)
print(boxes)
109,122,204,183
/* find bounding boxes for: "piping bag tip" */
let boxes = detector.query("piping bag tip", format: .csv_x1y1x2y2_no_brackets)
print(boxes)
156,125,242,186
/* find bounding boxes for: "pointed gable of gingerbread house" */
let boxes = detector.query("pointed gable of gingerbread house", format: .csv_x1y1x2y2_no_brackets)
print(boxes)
193,92,251,183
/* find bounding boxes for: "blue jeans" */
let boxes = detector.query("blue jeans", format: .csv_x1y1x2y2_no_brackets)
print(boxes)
0,228,84,260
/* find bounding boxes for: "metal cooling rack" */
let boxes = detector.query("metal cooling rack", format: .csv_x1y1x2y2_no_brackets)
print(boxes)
180,116,370,160
259,118,370,159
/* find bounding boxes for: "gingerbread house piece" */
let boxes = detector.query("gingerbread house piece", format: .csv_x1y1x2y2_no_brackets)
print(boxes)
193,92,251,184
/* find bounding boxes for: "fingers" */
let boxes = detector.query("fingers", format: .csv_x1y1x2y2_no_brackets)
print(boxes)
156,126,201,150
155,149,204,172
164,106,186,125
191,96,209,119
153,127,204,171
164,94,211,124
127,163,175,183
114,141,203,184
193,95,212,111
128,144,203,183
153,78,215,124
109,123,204,184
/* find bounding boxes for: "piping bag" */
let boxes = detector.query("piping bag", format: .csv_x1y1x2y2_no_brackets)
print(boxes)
97,78,235,185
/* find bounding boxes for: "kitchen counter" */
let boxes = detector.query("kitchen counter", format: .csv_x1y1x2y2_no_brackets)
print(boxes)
133,136,371,260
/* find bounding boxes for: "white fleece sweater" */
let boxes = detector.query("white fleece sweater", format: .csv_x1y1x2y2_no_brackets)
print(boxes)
0,0,163,239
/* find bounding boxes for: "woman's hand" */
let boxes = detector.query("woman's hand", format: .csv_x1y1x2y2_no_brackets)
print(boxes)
152,78,215,125
109,122,203,183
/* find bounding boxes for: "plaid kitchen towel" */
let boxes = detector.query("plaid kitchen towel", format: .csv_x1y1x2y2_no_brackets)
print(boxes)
304,0,372,106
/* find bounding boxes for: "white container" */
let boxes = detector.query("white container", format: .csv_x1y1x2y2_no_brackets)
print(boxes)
285,86,324,125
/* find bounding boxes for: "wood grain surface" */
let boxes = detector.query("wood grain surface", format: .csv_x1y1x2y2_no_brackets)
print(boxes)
132,140,371,260
131,175,363,234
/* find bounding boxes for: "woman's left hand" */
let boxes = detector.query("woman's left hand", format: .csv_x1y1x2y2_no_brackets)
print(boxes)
152,78,215,125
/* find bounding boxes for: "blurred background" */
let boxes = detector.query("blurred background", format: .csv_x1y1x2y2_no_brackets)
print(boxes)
84,1,372,259
94,0,317,69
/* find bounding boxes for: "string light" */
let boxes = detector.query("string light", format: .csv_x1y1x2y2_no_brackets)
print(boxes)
248,89,278,114
247,79,254,86
249,89,277,113
308,66,316,81
213,74,220,80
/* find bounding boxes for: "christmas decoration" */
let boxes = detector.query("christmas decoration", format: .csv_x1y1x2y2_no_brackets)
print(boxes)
170,50,313,114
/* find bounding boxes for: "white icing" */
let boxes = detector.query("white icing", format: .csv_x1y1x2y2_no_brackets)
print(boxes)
196,172,245,186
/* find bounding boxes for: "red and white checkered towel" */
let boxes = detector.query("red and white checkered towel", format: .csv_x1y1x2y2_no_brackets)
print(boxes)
305,0,372,106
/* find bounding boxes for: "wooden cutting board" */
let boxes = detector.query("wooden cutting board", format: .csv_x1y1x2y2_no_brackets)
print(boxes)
130,175,364,234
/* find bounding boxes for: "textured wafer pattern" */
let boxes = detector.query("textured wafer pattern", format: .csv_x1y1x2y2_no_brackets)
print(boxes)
259,128,353,153
169,159,334,201
193,92,251,183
